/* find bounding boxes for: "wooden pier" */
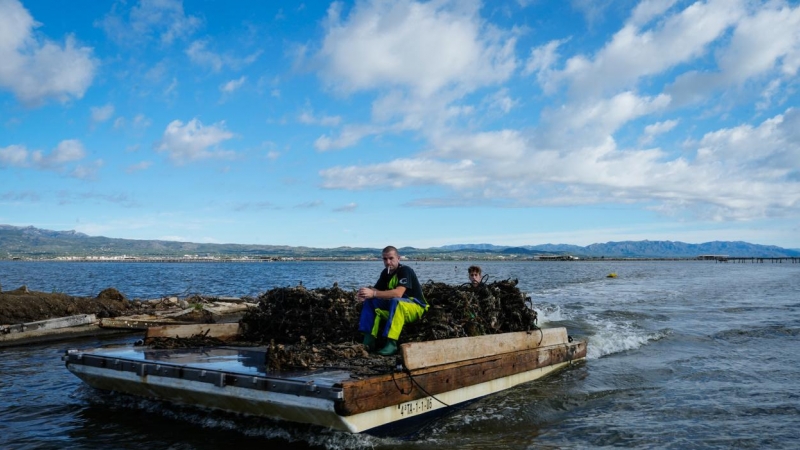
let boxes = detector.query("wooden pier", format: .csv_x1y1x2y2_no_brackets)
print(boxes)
712,257,799,263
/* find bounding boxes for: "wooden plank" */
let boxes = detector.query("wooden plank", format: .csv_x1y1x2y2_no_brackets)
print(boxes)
336,339,586,416
215,297,246,303
99,317,195,330
154,307,197,318
144,323,241,342
202,303,251,316
401,327,569,370
1,314,96,334
0,324,134,347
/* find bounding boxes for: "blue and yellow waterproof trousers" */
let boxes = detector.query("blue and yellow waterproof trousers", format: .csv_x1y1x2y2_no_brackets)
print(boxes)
358,298,426,341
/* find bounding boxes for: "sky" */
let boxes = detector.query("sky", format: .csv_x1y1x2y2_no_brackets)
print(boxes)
1,0,799,249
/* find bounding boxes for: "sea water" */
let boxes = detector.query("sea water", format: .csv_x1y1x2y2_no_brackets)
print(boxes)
1,260,798,449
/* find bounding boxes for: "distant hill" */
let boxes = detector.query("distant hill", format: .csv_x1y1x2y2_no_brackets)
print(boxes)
1,224,798,259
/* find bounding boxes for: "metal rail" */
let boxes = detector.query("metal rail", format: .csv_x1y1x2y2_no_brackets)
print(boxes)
63,350,344,401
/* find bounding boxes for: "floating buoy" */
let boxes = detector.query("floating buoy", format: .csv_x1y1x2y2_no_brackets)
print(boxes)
606,273,617,278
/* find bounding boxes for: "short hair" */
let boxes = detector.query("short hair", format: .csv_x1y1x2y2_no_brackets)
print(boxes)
468,265,482,275
382,246,399,255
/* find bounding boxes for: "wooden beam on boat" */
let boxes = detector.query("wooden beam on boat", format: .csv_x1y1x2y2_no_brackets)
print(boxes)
202,303,252,316
336,339,586,416
154,307,197,318
400,327,569,370
144,323,241,343
1,314,97,335
1,323,132,347
99,317,195,330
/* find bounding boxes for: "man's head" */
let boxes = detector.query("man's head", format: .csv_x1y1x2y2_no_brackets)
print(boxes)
382,246,400,273
468,265,482,286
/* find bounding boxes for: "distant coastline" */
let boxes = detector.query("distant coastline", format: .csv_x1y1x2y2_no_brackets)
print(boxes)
2,224,799,260
3,255,799,263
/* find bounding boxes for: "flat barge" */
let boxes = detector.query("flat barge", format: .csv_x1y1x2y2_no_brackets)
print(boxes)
64,326,586,433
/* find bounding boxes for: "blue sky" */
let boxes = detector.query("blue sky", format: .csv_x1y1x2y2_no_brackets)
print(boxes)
1,0,799,249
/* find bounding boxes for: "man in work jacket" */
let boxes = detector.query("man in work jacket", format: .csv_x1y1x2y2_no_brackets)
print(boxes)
357,245,428,356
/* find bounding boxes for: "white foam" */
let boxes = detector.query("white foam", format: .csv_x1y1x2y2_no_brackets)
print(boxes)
534,305,564,325
586,320,669,359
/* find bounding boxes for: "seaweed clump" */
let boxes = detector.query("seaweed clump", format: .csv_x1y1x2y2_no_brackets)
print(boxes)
147,330,228,349
235,279,537,375
404,279,538,342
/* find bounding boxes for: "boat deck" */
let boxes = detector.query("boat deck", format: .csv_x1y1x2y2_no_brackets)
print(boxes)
65,345,351,400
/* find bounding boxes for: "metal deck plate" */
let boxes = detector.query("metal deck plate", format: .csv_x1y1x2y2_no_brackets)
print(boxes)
64,345,350,400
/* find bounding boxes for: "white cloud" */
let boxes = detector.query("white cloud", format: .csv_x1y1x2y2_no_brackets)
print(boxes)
97,0,202,45
32,139,86,168
322,104,800,222
309,1,799,226
155,118,236,164
0,144,28,167
295,200,323,208
629,0,679,27
539,91,672,148
90,104,115,123
186,40,223,71
523,38,567,93
668,3,800,106
545,0,746,97
125,161,152,173
316,0,516,98
70,159,104,180
297,0,520,153
432,129,527,160
1,140,97,178
333,202,358,212
0,0,97,105
186,40,260,72
320,158,482,190
298,110,342,126
114,114,152,131
133,114,152,129
220,76,246,94
486,88,517,114
314,124,378,151
640,119,679,144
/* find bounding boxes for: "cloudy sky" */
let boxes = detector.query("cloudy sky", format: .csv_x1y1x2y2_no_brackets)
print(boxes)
1,0,799,249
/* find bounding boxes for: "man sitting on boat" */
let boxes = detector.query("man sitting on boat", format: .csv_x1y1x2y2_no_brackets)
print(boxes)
357,246,428,356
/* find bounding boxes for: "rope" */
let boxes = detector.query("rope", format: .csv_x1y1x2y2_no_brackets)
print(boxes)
401,365,451,408
390,370,412,395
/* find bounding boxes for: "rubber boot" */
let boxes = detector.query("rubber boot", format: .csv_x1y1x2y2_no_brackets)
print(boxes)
377,339,398,356
362,333,377,352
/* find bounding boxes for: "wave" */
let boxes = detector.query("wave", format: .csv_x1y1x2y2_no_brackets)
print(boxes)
533,301,670,360
712,325,800,342
584,319,670,359
80,388,384,449
534,304,565,324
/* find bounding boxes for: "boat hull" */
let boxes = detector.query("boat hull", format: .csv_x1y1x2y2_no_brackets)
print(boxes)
64,328,586,433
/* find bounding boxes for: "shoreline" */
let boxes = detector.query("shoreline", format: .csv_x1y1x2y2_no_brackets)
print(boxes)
2,256,799,263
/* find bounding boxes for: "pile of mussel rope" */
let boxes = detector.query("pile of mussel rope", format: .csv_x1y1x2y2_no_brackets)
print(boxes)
235,279,538,375
240,279,537,344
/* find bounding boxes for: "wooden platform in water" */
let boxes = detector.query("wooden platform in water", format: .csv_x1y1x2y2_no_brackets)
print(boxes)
64,326,586,433
1,300,255,347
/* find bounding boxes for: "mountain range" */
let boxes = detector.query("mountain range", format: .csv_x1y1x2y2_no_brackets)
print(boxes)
1,225,799,259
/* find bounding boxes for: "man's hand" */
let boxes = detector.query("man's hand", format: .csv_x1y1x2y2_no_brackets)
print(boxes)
357,287,376,302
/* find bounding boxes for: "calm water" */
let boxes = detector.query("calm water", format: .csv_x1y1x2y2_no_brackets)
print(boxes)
1,260,799,449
